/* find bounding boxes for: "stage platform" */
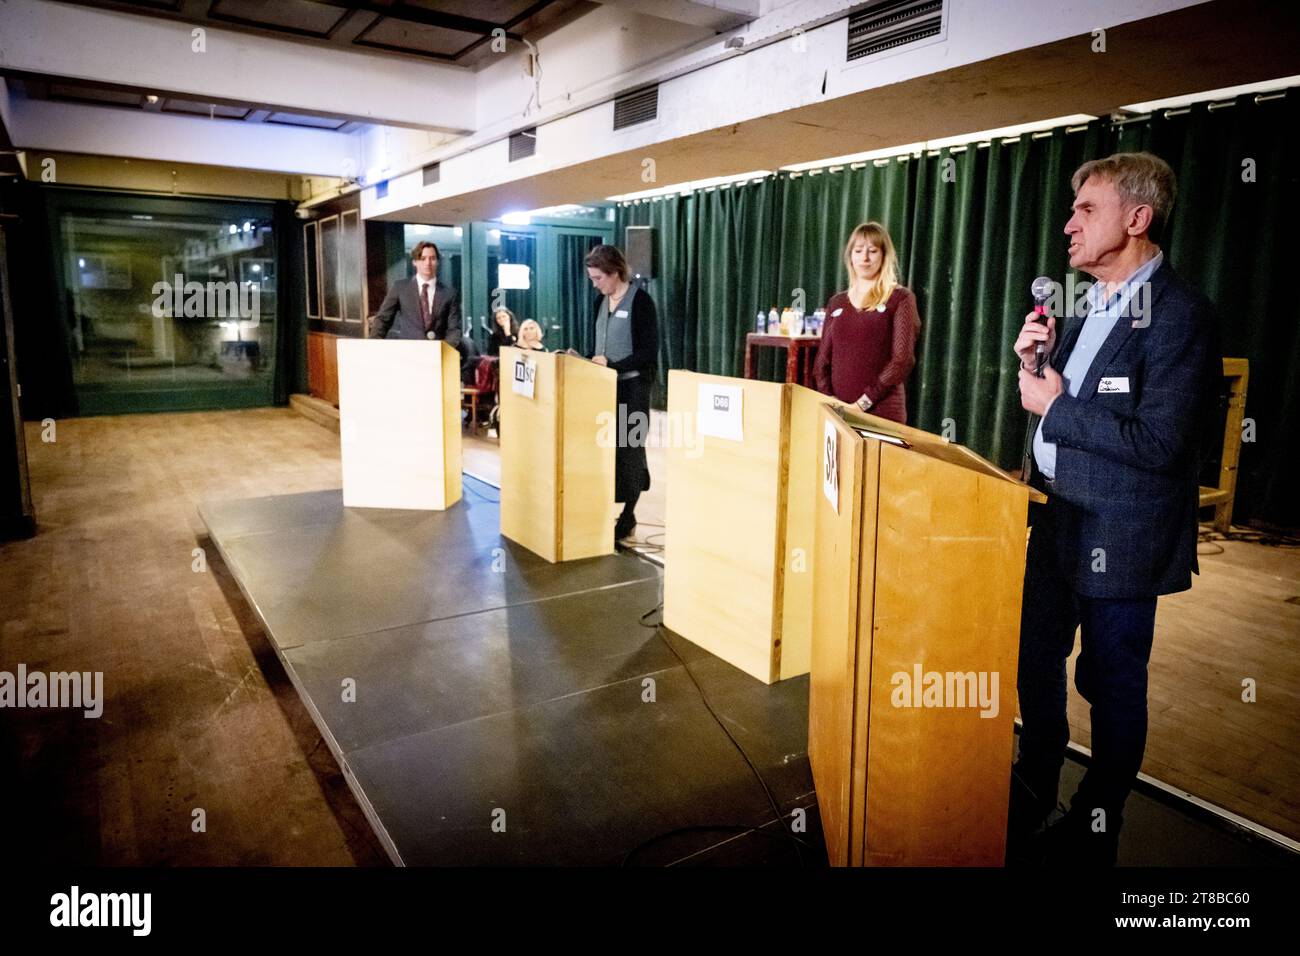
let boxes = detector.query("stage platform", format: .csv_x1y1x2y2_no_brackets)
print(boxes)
200,477,822,865
200,476,1294,867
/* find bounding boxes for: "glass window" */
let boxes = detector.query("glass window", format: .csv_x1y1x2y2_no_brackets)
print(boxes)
319,215,340,319
487,228,538,341
60,207,277,399
304,221,319,318
340,210,363,323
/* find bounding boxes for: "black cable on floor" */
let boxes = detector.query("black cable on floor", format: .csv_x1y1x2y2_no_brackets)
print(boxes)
619,601,811,867
622,823,814,867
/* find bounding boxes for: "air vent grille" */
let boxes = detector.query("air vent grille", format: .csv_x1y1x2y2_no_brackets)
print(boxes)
847,0,943,62
614,85,659,130
509,128,536,162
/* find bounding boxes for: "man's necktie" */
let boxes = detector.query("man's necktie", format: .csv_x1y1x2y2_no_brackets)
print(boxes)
422,283,434,334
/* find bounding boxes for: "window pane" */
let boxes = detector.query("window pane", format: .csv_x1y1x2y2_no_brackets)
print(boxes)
341,211,363,322
304,221,319,317
320,216,340,318
61,208,276,396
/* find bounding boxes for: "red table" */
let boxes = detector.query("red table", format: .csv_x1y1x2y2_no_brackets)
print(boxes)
743,333,821,388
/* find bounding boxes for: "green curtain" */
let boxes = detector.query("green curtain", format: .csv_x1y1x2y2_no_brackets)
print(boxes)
556,232,603,354
615,91,1300,529
1113,94,1300,531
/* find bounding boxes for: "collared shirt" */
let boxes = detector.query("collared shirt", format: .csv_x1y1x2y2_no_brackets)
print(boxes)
418,278,436,309
1034,250,1163,479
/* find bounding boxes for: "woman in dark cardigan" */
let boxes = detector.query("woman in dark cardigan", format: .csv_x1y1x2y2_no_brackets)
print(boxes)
585,244,659,542
814,221,920,424
486,307,517,356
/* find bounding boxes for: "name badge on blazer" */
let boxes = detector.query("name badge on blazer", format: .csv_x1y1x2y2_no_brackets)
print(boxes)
1098,377,1130,394
615,310,629,318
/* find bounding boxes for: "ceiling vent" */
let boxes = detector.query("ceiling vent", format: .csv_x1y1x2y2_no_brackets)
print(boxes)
614,85,659,130
509,128,537,162
422,162,440,186
847,0,944,62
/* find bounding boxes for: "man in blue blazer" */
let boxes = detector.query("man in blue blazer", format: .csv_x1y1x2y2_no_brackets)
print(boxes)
1012,152,1220,864
369,241,462,347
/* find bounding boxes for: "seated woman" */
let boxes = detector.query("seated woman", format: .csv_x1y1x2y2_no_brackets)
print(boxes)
814,221,921,425
487,307,517,356
517,319,548,352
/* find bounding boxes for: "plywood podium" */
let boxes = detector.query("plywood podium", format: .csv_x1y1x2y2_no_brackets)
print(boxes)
336,338,462,510
810,403,1046,866
663,370,848,684
499,347,617,562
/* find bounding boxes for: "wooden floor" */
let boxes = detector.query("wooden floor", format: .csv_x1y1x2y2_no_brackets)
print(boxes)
0,409,385,865
1101,534,1300,840
2,407,1296,869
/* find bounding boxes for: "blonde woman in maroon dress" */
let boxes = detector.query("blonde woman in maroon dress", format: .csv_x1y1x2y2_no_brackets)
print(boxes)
813,221,921,424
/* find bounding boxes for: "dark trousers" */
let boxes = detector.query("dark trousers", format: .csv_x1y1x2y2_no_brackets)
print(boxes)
1017,507,1158,824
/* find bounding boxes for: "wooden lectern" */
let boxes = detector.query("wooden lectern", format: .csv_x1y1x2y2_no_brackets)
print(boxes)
336,339,462,510
663,370,838,684
810,403,1046,866
499,347,617,562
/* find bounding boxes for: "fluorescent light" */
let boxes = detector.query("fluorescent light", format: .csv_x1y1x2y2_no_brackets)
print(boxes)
782,144,926,172
924,115,1096,151
453,226,463,237
1120,75,1300,114
780,115,1098,173
607,169,772,202
501,211,531,225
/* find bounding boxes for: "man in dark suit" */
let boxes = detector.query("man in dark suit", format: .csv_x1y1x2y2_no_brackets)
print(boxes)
369,241,462,347
1011,152,1220,865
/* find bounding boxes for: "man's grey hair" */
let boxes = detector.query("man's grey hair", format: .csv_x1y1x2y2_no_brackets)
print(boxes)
1071,151,1177,242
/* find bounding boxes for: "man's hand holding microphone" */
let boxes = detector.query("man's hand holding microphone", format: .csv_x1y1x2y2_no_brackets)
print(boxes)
1016,278,1065,417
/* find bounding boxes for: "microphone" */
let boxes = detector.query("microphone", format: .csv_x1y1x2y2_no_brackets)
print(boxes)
426,331,437,341
1029,275,1054,377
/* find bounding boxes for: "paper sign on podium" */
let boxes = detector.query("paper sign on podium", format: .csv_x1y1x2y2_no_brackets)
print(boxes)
336,338,462,510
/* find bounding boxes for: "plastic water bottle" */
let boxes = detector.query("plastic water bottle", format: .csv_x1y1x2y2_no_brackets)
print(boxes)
767,306,779,334
756,310,765,334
